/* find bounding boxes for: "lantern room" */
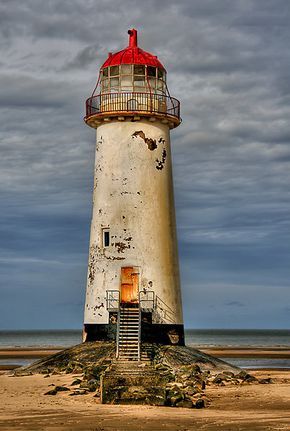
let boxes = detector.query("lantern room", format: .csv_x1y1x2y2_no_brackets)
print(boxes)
100,64,166,95
85,29,181,129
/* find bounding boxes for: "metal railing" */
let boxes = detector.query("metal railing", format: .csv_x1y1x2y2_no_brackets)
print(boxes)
85,92,180,121
106,290,120,312
116,308,120,359
106,288,176,323
155,296,176,324
139,290,155,311
138,306,141,361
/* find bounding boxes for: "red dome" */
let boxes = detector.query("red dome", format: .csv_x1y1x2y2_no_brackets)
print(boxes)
101,29,165,71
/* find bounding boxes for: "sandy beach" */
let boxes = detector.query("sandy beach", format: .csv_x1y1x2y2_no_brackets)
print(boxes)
0,369,290,430
1,346,290,431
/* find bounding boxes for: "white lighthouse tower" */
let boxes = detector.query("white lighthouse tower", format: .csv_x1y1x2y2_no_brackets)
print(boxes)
83,29,184,358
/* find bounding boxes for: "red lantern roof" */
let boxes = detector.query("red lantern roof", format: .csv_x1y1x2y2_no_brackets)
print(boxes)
101,29,165,71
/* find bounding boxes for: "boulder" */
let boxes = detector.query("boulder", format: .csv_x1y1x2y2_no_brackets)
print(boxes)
259,378,273,384
71,378,82,386
176,399,193,408
44,389,57,395
195,398,205,409
55,386,70,392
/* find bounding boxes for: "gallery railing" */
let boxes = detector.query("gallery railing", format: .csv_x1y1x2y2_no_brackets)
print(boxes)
85,92,180,121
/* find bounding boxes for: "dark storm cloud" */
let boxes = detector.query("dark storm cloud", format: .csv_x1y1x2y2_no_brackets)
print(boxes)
0,0,289,329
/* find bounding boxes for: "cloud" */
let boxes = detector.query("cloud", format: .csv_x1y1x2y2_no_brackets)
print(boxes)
225,301,245,307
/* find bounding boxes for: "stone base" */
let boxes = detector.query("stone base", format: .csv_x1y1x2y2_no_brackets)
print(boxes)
100,361,170,405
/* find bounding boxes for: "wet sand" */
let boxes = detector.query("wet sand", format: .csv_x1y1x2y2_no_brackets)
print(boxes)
0,370,290,430
203,347,290,358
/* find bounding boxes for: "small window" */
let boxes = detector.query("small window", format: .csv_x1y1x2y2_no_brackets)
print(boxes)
102,67,108,77
103,229,110,247
110,65,119,76
148,77,156,89
147,66,156,77
102,78,109,91
157,79,164,90
157,68,164,79
134,65,145,75
134,76,145,88
121,65,132,74
110,77,119,91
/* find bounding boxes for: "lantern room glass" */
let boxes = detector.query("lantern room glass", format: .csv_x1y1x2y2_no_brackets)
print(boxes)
100,65,166,95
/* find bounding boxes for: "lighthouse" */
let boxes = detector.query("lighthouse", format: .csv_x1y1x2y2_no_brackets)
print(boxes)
83,29,184,359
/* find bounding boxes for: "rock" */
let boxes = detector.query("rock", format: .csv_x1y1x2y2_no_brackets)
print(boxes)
259,378,273,384
189,364,201,375
236,370,257,382
169,394,183,406
176,399,193,408
44,389,57,395
155,364,170,371
69,389,88,396
71,378,82,386
195,398,205,409
242,374,257,383
55,386,70,392
223,371,234,377
87,379,99,392
212,376,223,385
43,374,50,378
83,364,107,381
184,386,197,396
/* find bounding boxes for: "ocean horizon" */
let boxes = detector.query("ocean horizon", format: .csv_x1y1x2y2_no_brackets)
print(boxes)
0,328,289,348
0,329,289,369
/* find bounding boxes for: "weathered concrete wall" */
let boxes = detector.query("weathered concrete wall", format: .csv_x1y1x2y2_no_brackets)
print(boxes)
84,119,183,326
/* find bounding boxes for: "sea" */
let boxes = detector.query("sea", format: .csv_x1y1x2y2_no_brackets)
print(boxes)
0,329,289,369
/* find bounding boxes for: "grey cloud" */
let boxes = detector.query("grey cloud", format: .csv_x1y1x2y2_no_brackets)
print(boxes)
225,301,246,307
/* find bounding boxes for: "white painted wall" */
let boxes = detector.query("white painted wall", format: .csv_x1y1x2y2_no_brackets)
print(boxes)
84,119,183,325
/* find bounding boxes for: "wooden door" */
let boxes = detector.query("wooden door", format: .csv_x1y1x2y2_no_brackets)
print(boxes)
120,267,139,304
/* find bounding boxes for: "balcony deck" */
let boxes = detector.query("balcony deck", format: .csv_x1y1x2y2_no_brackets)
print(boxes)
85,92,181,128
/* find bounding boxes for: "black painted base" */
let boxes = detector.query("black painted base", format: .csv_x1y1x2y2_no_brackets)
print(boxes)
83,321,185,346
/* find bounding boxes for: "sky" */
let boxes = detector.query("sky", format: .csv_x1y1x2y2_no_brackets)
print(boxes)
0,0,290,330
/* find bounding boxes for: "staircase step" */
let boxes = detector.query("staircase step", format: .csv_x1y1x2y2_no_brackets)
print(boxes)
121,308,139,311
117,306,141,362
119,348,139,352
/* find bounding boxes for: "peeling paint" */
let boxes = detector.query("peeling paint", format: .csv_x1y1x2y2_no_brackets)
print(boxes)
132,130,157,150
115,241,131,253
94,303,104,310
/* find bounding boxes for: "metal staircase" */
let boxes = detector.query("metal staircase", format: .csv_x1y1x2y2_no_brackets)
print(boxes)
117,306,141,361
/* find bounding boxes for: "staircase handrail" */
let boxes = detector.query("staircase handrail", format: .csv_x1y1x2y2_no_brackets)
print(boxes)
139,290,155,311
106,289,120,311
